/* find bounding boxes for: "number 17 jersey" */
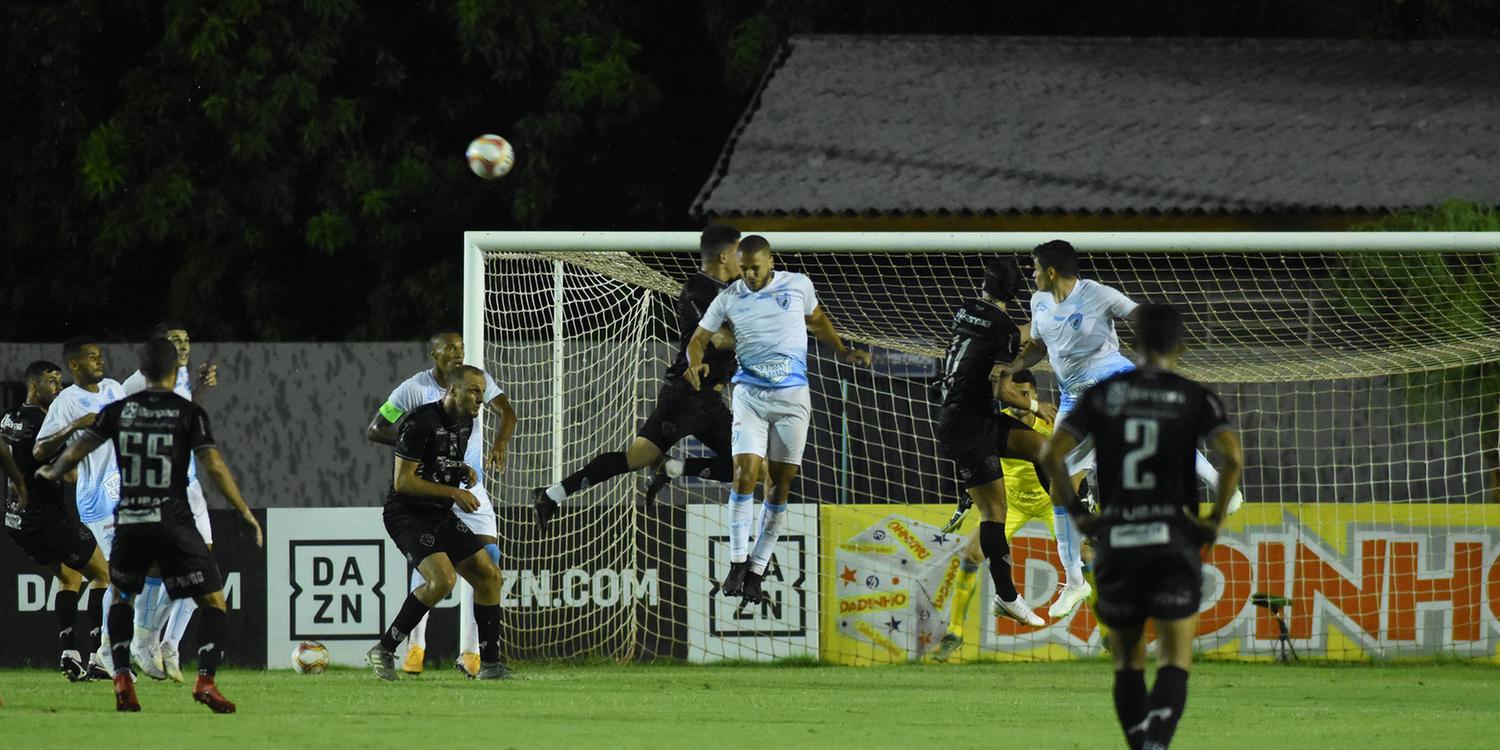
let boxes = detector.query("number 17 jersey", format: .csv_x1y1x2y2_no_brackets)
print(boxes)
85,390,216,527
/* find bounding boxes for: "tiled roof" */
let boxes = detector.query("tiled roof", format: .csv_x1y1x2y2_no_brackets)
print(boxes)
692,35,1500,218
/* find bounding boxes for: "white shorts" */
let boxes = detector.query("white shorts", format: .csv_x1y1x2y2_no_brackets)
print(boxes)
731,384,812,465
85,517,116,559
187,480,213,545
451,483,497,538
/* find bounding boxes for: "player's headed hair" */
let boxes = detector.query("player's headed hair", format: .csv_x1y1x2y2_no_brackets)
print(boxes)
61,336,98,363
24,360,62,382
1011,368,1036,386
1136,303,1187,355
428,330,461,350
737,234,771,257
981,256,1026,302
448,364,484,385
139,337,179,380
1032,239,1079,278
700,224,741,262
150,320,188,337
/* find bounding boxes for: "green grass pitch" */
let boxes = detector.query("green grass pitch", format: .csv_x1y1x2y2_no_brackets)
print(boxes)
2,661,1496,748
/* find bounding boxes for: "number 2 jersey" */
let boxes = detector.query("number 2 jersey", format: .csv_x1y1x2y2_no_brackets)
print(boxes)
85,390,215,526
1058,368,1228,523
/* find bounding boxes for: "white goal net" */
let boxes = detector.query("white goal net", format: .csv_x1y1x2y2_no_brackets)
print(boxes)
464,231,1500,664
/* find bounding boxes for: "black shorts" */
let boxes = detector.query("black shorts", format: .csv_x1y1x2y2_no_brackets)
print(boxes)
936,411,1029,489
1092,522,1204,629
637,381,732,456
5,518,97,570
384,501,485,567
110,521,224,599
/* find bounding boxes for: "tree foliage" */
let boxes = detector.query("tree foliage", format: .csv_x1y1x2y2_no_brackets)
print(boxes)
3,1,1499,340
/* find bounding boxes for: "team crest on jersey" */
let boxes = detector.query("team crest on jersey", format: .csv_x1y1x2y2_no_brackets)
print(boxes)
1067,312,1083,331
775,291,792,311
121,402,138,422
419,534,436,547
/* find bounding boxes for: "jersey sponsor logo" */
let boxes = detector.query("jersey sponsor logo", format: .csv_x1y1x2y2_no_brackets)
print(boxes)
953,308,993,328
1109,522,1170,548
745,357,792,384
499,567,659,609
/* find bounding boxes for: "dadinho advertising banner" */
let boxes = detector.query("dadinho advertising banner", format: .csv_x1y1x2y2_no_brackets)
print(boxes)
820,504,1500,664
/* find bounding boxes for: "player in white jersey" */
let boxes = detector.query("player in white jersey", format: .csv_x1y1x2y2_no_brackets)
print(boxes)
119,321,218,681
686,235,871,603
366,331,517,676
34,336,125,677
1010,240,1242,619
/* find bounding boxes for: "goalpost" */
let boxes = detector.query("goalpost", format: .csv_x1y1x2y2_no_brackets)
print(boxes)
464,231,1500,664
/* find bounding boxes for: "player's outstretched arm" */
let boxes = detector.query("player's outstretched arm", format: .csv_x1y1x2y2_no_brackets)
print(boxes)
485,393,518,473
1007,337,1048,376
36,431,104,482
990,370,1058,422
394,456,479,512
1205,429,1244,526
32,413,95,462
805,306,871,366
0,440,27,510
195,447,263,547
683,326,715,390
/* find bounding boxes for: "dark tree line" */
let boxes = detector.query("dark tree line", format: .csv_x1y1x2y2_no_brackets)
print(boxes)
4,0,1497,341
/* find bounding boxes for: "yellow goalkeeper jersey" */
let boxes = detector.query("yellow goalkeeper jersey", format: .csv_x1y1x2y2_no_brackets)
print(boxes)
1001,411,1053,516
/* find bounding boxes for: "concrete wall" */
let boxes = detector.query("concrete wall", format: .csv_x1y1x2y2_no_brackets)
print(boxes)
3,341,1490,511
0,342,430,509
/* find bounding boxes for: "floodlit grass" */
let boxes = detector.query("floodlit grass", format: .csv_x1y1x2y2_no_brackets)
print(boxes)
2,661,1497,748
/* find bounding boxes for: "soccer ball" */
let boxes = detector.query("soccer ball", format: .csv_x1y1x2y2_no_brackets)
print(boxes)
290,641,331,674
465,134,515,179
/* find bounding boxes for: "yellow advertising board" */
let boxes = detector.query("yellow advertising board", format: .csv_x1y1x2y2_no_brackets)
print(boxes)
820,504,1500,665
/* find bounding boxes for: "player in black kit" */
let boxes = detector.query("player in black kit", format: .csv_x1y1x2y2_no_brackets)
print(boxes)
532,224,743,529
41,339,263,714
366,365,512,681
1041,304,1243,750
935,257,1059,628
2,360,112,681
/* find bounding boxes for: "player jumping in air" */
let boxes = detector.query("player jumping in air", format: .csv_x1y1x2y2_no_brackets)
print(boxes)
1041,303,1243,749
933,258,1055,630
1009,240,1241,620
684,235,871,604
42,338,263,713
367,331,516,676
933,368,1058,660
532,224,744,525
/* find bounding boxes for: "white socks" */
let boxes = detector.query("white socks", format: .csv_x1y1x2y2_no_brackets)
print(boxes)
748,501,788,575
728,491,755,563
459,579,479,655
1195,451,1220,489
162,597,197,649
544,484,566,503
1054,507,1086,589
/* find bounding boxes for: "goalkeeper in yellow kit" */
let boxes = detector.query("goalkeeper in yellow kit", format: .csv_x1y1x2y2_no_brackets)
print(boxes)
934,369,1089,661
